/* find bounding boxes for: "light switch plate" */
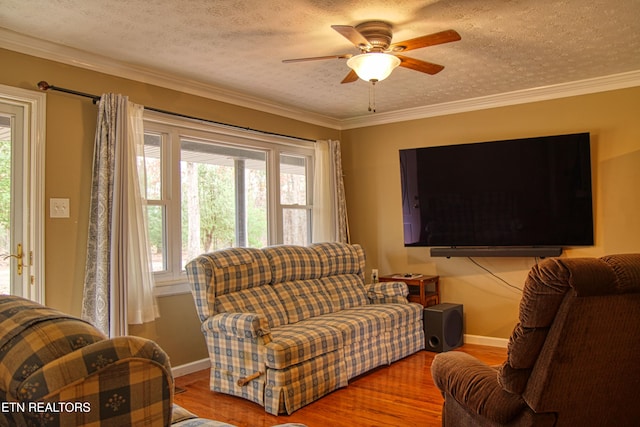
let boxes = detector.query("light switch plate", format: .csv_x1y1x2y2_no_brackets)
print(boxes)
50,198,70,218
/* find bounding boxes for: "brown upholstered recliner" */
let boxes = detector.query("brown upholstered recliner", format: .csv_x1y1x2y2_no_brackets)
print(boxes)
431,254,640,426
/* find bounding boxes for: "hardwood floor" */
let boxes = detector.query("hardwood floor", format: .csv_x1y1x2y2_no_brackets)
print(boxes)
174,344,506,427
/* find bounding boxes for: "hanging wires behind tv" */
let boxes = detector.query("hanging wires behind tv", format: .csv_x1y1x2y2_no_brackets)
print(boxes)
466,257,524,294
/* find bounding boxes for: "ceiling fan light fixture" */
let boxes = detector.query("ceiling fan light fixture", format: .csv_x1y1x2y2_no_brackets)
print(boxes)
347,53,401,82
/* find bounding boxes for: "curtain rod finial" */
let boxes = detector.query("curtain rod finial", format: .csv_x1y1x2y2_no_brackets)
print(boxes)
37,81,51,91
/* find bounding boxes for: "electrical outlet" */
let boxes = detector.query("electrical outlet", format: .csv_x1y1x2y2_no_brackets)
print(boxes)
50,198,70,218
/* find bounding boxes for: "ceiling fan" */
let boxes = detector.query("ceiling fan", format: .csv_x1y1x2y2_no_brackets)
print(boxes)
283,21,461,84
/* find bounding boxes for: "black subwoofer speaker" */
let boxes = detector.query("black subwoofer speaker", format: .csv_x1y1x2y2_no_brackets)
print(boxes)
423,303,463,352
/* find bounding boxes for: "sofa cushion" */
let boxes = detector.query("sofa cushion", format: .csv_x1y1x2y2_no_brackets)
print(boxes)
311,242,364,278
266,323,343,369
263,245,323,283
347,303,423,330
209,247,273,295
215,286,288,328
317,309,388,344
322,275,369,310
186,247,273,322
272,279,335,324
367,281,409,304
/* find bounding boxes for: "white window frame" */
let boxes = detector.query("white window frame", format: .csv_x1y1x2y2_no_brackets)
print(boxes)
143,111,315,296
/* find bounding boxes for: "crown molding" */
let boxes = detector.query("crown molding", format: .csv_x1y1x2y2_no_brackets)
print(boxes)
0,28,343,129
3,27,639,132
340,69,640,129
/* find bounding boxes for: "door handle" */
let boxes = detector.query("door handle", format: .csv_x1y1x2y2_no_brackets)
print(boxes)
2,243,23,275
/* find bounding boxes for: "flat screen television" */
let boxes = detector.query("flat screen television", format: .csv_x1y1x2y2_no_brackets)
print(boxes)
399,133,594,257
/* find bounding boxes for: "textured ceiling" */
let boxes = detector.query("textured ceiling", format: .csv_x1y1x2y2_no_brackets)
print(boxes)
1,0,640,124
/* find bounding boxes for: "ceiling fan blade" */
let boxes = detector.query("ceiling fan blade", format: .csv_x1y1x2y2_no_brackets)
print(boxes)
396,55,445,75
340,70,359,84
389,29,461,52
331,25,372,50
283,54,353,63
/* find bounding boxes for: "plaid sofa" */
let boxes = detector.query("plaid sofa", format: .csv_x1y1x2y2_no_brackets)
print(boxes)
0,295,233,427
186,242,425,415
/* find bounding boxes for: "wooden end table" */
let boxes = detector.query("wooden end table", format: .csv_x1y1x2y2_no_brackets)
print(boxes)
379,274,440,307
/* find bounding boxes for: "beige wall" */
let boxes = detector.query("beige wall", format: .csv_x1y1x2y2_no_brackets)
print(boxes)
341,87,640,338
2,47,639,363
0,48,339,366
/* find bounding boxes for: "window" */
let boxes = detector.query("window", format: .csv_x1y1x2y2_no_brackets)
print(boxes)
180,139,268,262
280,153,311,245
141,113,314,291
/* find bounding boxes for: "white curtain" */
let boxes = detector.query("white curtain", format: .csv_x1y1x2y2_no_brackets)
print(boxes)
82,93,159,337
312,139,350,243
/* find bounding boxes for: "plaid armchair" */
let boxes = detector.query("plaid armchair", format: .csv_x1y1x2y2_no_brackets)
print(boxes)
0,295,232,427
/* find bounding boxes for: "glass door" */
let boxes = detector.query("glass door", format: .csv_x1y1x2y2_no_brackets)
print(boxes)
0,102,26,296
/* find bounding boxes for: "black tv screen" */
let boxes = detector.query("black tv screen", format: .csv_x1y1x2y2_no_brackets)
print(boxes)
400,133,594,249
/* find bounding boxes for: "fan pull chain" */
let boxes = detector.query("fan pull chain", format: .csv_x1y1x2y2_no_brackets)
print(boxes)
368,80,377,113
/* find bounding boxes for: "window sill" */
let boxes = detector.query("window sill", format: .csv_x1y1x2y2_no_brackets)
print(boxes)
153,279,191,297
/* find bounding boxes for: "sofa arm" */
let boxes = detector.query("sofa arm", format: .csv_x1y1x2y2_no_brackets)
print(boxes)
367,281,409,304
205,312,272,341
16,336,172,426
431,351,526,424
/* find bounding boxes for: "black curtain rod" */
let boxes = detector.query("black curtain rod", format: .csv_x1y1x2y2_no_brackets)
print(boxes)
36,81,316,143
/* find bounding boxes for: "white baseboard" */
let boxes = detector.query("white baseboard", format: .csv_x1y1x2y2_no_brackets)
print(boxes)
464,334,509,348
172,358,210,378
